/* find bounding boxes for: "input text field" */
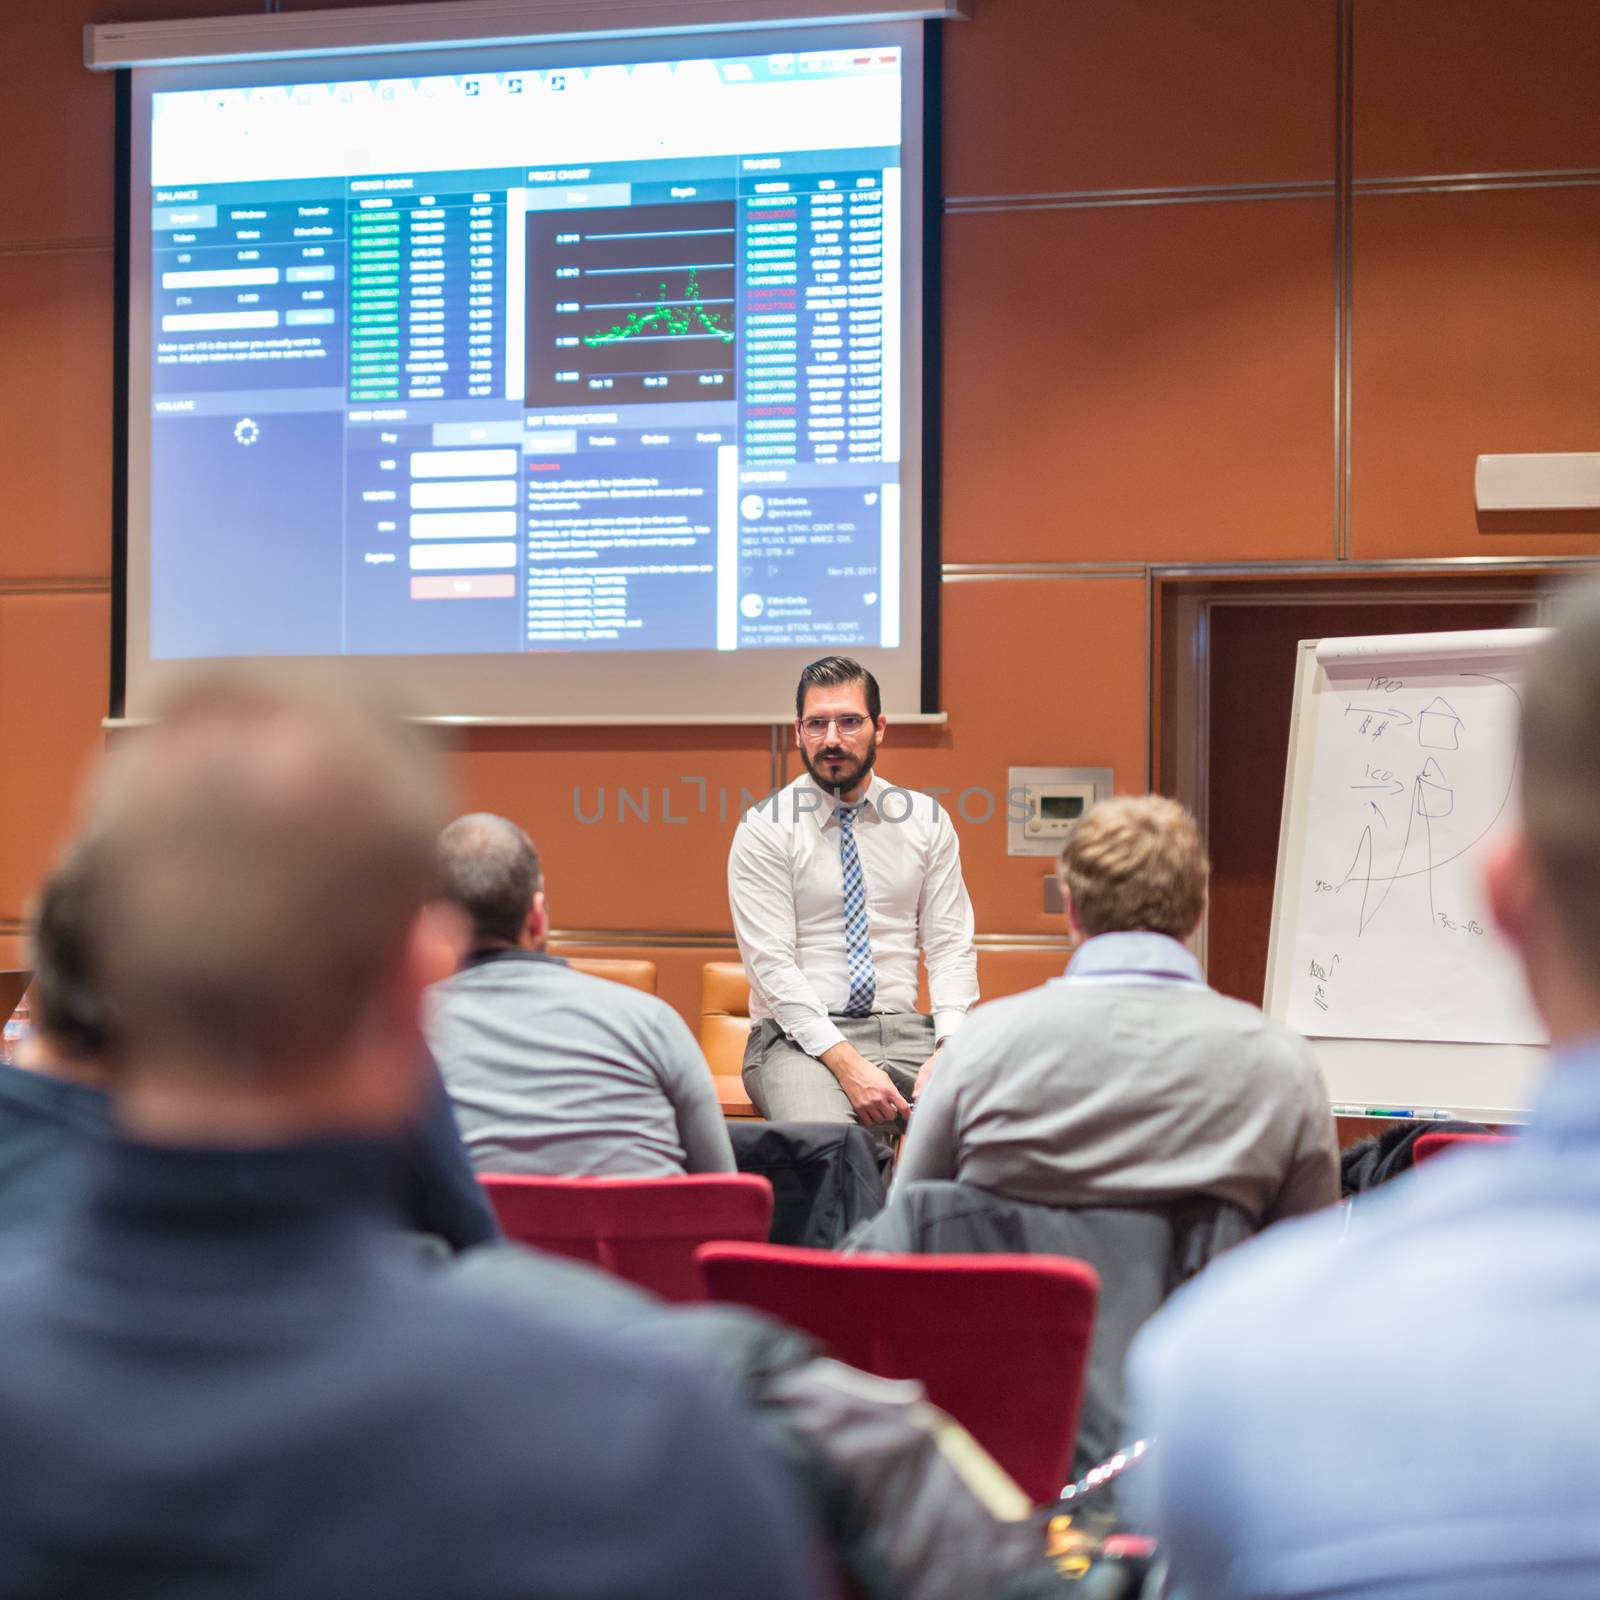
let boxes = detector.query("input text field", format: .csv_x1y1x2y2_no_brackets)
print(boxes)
160,310,280,332
409,541,518,570
409,511,519,540
161,267,281,289
409,480,520,510
410,448,519,478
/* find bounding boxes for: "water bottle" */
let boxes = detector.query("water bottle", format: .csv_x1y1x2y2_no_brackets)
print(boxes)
1,994,30,1067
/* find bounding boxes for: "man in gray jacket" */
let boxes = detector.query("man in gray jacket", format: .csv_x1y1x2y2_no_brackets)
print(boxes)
897,795,1337,1226
427,813,734,1176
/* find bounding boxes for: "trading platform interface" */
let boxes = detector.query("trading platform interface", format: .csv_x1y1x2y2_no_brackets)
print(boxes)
144,47,907,660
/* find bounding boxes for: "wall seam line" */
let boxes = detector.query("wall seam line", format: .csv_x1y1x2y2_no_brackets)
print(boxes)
1334,0,1355,561
942,168,1600,220
0,579,112,596
1354,168,1600,195
0,238,114,259
1147,557,1598,579
946,186,1330,216
939,558,1600,580
1144,564,1156,791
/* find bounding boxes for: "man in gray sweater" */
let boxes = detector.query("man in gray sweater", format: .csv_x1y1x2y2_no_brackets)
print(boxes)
426,813,734,1176
896,796,1337,1227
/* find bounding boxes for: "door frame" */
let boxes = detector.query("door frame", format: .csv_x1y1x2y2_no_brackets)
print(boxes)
1150,559,1586,971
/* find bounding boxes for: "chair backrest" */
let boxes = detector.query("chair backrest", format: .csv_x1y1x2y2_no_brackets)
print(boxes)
481,1174,773,1302
697,1241,1099,1503
1413,1130,1514,1166
844,1180,1254,1484
701,961,759,1117
562,956,658,994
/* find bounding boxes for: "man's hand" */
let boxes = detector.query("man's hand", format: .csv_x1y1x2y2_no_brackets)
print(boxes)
912,1045,943,1101
820,1040,911,1124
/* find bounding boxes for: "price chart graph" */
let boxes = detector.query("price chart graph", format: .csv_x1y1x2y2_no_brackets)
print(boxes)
524,201,737,405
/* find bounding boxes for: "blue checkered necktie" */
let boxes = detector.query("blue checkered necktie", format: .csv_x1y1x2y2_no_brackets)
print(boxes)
838,803,877,1017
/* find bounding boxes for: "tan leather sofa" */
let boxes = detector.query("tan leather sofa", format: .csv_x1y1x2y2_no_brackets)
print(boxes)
564,957,658,994
700,962,759,1118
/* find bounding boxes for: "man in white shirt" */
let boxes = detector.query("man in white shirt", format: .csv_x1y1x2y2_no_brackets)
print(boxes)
728,656,979,1127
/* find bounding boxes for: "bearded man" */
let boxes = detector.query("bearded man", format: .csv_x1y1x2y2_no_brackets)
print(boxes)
728,655,978,1128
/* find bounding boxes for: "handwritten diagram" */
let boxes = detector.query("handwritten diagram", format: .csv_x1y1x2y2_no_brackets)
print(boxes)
1418,697,1463,750
1289,667,1543,1046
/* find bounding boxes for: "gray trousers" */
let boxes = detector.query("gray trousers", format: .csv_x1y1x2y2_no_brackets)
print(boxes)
742,1014,936,1127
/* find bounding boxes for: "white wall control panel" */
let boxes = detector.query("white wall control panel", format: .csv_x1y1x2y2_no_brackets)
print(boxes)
1006,767,1114,857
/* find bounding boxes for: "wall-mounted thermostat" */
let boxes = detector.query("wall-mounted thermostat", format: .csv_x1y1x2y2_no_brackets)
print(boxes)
1006,767,1114,857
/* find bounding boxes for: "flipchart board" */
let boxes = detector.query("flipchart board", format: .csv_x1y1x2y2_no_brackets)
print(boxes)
1263,628,1551,1123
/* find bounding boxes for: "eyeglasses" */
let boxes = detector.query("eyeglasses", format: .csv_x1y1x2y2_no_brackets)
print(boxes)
800,714,870,739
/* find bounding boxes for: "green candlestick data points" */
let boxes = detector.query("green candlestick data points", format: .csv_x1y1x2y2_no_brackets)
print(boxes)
580,267,734,349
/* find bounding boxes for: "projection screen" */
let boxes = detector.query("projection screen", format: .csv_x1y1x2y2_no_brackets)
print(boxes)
118,22,933,721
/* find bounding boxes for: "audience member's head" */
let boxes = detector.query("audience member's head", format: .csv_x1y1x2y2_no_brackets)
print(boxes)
75,666,454,1141
436,814,546,952
19,846,112,1078
1058,795,1209,942
1489,584,1600,1039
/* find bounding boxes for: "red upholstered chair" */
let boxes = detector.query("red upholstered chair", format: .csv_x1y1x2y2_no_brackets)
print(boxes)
696,1242,1099,1503
480,1174,773,1303
1413,1131,1514,1166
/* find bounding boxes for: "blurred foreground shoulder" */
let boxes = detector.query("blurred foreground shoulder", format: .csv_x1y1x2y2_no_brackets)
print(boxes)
422,1273,832,1600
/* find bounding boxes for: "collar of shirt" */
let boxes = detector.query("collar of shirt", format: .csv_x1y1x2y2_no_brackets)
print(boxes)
1524,1034,1600,1148
1061,931,1205,986
461,948,570,972
64,1135,398,1298
800,771,888,832
0,1059,112,1135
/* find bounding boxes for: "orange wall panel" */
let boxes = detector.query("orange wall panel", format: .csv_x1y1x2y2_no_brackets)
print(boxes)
0,0,114,243
891,575,1148,935
0,592,110,919
1354,0,1600,179
942,200,1334,565
0,250,114,580
0,0,258,243
1349,187,1600,561
943,0,1335,197
450,732,773,934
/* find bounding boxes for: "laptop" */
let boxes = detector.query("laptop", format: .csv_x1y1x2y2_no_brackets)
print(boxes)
0,970,33,1028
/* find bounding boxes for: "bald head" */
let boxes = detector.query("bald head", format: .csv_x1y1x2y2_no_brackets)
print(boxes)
80,667,447,1084
437,814,544,949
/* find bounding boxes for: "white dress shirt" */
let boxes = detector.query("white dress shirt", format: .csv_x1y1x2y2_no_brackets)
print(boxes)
727,772,979,1059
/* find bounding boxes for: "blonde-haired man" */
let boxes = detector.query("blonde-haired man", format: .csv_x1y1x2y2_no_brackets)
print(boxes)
894,795,1337,1225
